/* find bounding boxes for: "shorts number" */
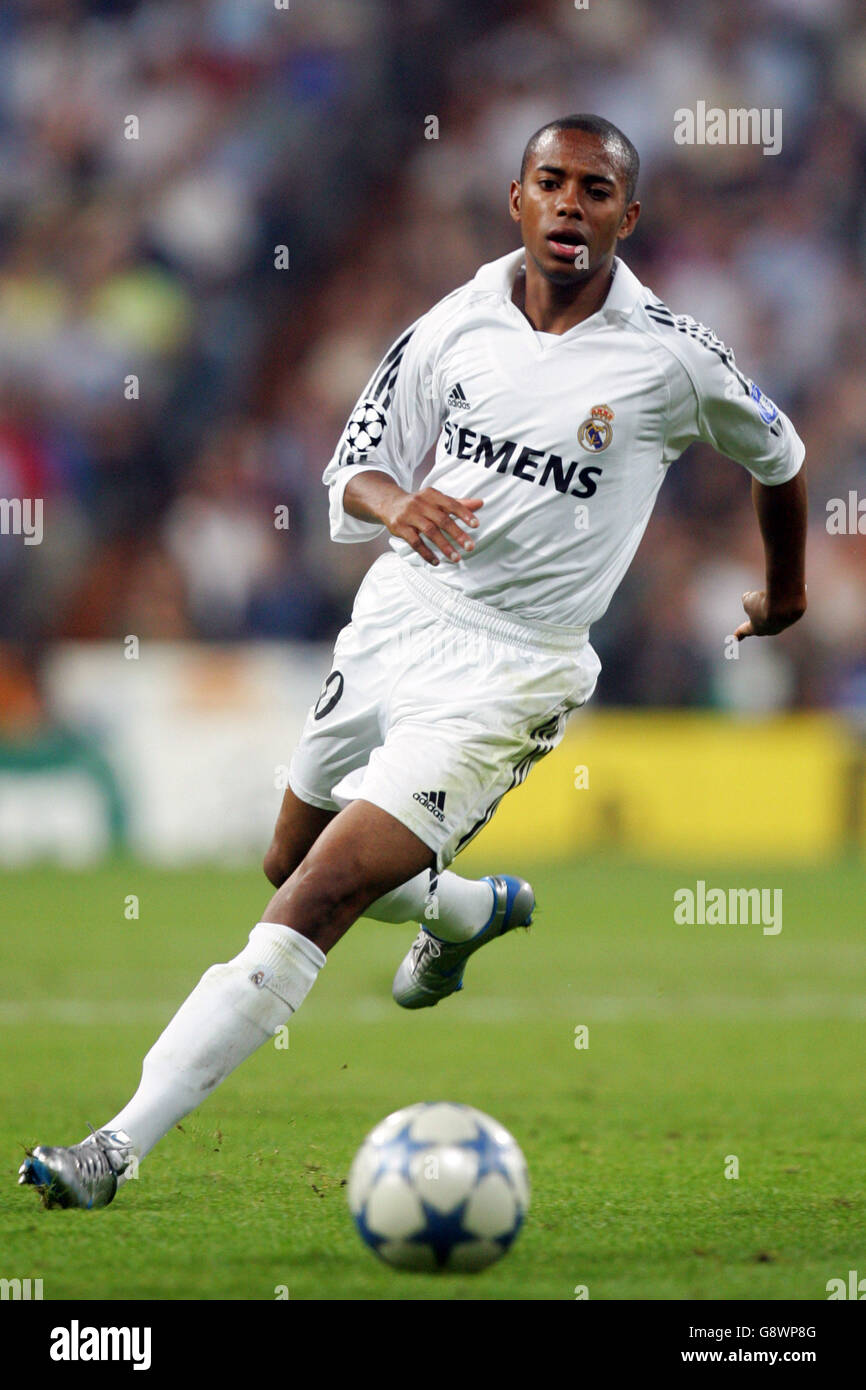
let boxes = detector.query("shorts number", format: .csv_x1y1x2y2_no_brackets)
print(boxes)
313,670,344,720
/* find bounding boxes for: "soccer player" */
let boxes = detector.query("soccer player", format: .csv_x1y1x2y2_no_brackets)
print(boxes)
20,114,806,1209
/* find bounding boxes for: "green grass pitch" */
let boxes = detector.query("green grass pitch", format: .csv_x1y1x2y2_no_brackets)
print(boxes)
1,856,864,1301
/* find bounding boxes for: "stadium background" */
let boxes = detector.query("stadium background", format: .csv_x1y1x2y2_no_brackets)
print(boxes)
2,0,866,1309
1,0,865,867
1,0,865,865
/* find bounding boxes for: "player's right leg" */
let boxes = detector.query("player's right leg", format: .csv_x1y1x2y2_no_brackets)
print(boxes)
16,555,544,1209
262,785,335,887
18,798,435,1211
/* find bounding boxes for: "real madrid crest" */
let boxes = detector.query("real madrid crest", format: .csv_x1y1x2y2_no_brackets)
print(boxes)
578,404,615,453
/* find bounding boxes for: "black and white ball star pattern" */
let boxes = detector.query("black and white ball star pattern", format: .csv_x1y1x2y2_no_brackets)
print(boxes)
346,400,387,455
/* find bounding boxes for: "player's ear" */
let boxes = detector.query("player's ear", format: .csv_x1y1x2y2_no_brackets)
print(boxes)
616,200,640,241
509,179,522,223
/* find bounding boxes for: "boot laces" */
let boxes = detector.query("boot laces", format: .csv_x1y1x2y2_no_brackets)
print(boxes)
79,1127,129,1180
413,933,442,969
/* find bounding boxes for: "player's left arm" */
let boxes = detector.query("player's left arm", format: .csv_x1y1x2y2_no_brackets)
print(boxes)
735,464,807,640
657,327,808,643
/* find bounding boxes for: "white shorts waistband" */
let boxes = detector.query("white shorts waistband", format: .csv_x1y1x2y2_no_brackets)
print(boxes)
396,558,589,654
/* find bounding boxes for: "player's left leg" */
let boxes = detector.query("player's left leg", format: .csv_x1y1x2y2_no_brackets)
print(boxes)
258,796,435,951
391,874,535,1010
19,799,435,1210
365,869,501,941
264,780,507,944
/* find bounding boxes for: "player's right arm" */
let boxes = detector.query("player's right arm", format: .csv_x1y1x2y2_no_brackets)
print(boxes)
321,295,483,564
343,471,482,567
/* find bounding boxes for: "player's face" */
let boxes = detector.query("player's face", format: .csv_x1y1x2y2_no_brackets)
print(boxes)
509,130,640,286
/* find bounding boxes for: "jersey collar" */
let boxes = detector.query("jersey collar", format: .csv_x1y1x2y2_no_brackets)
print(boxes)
472,248,645,323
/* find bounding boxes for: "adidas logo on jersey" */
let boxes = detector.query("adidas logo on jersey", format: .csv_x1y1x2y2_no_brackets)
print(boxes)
413,789,447,822
446,383,471,410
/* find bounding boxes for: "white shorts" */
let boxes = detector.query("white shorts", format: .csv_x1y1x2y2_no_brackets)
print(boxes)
289,553,601,870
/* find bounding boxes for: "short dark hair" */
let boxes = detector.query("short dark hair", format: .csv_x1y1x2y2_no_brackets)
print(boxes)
520,114,640,204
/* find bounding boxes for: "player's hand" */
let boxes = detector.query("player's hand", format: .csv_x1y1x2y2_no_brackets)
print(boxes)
734,588,807,640
382,487,484,566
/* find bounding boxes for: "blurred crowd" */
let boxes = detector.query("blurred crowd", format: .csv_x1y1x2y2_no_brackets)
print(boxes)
1,0,865,712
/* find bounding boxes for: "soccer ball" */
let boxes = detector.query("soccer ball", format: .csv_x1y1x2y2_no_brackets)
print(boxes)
347,1102,530,1272
346,400,386,454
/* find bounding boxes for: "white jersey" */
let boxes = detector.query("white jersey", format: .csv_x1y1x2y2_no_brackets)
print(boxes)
323,249,804,633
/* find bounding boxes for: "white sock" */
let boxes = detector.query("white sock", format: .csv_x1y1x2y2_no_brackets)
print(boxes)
367,869,495,943
103,922,325,1169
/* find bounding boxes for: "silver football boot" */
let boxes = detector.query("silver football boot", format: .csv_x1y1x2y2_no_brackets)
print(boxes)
393,874,535,1010
18,1127,134,1209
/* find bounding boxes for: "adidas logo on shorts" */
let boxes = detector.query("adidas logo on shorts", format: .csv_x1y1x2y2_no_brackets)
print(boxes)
445,383,470,410
413,789,447,822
